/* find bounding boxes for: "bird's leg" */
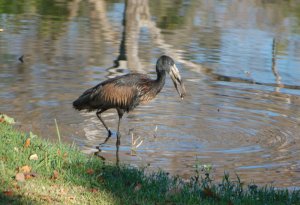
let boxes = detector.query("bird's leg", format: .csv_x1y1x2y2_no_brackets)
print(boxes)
96,109,112,136
116,108,124,146
96,109,113,146
99,134,112,146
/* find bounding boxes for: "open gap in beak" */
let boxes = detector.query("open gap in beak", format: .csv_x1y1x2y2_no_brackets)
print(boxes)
170,64,186,99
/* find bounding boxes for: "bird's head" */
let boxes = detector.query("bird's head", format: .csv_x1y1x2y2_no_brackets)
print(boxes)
156,55,186,99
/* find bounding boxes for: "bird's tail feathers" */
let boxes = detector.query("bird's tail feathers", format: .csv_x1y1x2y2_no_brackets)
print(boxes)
73,93,91,111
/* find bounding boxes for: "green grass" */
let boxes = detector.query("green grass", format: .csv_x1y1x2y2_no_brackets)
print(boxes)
0,122,299,205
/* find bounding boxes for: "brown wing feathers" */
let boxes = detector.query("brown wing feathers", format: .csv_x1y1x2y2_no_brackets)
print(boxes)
98,83,137,109
73,73,158,112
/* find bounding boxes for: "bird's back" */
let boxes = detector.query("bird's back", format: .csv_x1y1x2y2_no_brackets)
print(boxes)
73,73,156,112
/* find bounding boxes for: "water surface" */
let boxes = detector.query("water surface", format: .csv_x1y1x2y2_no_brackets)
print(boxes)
1,0,300,188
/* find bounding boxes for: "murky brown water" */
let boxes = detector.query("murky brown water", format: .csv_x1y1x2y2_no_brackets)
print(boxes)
1,0,300,188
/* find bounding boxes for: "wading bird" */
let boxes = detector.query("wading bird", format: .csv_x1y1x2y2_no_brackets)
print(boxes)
73,55,186,145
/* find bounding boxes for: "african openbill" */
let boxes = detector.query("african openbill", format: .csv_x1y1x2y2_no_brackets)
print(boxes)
73,55,186,145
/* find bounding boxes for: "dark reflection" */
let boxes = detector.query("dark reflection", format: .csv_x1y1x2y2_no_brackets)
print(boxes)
108,0,154,72
18,55,24,63
210,72,300,91
271,38,282,92
110,1,126,70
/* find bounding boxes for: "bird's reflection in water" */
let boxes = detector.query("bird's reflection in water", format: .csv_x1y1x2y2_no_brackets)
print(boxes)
95,132,121,166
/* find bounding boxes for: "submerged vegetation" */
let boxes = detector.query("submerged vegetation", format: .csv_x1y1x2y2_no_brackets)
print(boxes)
0,116,299,204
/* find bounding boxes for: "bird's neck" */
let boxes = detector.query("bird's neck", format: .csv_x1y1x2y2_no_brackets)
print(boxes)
155,70,166,92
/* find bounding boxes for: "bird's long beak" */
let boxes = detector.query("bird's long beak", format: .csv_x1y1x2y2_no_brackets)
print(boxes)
169,64,186,99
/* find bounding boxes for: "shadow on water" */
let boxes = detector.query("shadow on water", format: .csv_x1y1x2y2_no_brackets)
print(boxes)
1,0,300,188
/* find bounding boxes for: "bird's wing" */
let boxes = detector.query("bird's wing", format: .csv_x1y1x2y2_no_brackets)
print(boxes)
91,82,139,110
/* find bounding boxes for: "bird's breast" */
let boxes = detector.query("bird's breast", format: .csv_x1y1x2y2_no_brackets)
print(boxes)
139,90,157,105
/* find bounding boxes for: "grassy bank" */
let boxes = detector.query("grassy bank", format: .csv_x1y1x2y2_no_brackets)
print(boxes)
0,121,299,204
